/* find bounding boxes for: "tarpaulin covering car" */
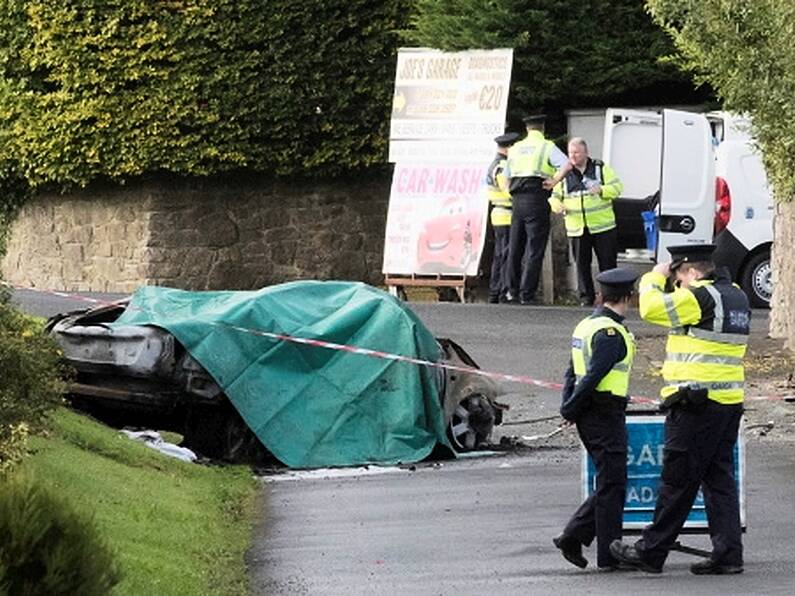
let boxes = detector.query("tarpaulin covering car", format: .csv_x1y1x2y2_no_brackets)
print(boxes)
49,281,502,469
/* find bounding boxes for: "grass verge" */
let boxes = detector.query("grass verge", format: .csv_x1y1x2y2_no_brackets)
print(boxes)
19,407,259,595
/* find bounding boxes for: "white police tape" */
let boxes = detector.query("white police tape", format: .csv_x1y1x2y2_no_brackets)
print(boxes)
5,281,792,406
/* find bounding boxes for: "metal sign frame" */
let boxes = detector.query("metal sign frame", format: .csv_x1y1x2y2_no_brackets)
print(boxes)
581,413,746,532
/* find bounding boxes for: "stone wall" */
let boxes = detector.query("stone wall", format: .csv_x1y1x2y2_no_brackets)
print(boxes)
770,200,794,348
2,176,391,293
2,174,588,301
2,187,152,293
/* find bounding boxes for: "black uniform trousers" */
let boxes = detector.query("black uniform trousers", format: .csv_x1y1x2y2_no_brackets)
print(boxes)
634,401,744,569
563,400,628,568
489,225,510,300
507,190,551,301
571,227,618,304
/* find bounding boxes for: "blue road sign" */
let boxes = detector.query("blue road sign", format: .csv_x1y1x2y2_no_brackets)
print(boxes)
582,414,745,530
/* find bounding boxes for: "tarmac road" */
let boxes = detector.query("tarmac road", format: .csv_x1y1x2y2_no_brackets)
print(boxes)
12,289,794,594
249,302,795,595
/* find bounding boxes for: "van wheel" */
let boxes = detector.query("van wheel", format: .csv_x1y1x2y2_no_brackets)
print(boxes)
739,250,772,308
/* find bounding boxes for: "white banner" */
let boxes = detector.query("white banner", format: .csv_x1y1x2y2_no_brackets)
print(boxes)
381,163,488,276
389,48,513,158
384,48,513,279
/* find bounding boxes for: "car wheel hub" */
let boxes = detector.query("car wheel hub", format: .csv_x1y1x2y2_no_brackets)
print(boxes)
449,394,495,451
752,262,772,301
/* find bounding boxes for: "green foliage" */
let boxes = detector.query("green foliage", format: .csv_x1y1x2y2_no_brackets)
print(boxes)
0,471,121,595
0,292,65,472
646,0,795,201
0,0,407,189
403,0,703,119
24,408,257,595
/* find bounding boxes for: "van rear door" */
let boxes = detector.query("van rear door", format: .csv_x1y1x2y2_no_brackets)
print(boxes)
602,109,662,250
658,109,715,260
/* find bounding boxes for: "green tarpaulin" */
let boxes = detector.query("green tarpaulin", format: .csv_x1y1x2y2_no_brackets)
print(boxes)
113,281,452,468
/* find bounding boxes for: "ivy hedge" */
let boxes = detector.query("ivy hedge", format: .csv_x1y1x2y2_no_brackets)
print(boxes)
0,0,406,189
0,0,710,195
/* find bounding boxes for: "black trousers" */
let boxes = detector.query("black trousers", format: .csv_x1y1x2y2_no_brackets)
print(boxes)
489,225,510,300
563,402,627,568
571,227,618,303
635,401,744,569
507,191,550,301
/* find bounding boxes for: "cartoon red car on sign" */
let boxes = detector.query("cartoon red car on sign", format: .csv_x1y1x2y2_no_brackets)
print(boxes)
416,196,482,274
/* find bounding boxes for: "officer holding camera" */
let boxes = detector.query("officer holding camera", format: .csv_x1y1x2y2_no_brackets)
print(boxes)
610,244,750,575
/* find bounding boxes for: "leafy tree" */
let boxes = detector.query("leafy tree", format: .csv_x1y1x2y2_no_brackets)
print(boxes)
646,0,795,201
403,0,707,125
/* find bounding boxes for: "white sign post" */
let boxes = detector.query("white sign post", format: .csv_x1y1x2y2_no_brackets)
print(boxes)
383,48,513,300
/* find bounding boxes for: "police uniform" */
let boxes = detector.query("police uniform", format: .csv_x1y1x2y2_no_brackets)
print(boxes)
486,132,520,303
611,244,750,574
555,268,638,570
549,157,623,305
504,114,569,304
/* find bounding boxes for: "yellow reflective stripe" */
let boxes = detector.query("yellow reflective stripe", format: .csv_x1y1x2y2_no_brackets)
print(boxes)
662,360,744,380
663,294,682,327
587,221,617,233
580,202,613,215
688,327,749,345
665,333,746,357
665,352,744,366
703,285,725,332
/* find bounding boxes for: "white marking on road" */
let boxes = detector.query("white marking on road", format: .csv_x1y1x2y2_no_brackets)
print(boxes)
259,465,409,483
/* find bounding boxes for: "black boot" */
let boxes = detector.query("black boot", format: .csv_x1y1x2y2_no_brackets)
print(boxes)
690,559,743,575
553,534,588,569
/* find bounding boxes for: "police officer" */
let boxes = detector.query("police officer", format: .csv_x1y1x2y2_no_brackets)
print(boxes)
554,267,638,570
549,138,624,306
610,244,750,575
504,114,572,304
486,132,520,303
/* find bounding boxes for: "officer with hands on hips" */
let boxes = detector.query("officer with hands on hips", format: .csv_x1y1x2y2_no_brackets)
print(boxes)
610,244,750,575
553,267,638,571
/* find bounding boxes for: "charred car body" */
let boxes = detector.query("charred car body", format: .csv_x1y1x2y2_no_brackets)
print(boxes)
46,283,503,467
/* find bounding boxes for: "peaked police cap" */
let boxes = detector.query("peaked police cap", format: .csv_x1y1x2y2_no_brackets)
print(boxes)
494,132,520,147
596,267,638,296
522,113,546,125
668,244,716,270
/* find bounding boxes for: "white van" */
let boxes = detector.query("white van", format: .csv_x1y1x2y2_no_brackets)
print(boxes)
602,108,774,307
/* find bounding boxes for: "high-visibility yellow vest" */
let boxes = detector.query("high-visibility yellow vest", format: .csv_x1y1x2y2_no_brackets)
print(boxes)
506,130,557,180
550,160,623,237
486,154,512,227
639,271,750,405
571,315,635,397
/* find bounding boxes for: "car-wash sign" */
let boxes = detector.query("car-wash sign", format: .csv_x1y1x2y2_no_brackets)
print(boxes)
582,414,746,530
388,48,513,163
383,48,513,277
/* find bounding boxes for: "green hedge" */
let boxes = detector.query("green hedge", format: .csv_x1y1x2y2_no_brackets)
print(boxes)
403,0,707,124
0,291,65,472
0,0,406,189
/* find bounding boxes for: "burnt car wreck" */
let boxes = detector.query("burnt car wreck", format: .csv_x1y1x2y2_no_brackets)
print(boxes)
46,282,504,467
